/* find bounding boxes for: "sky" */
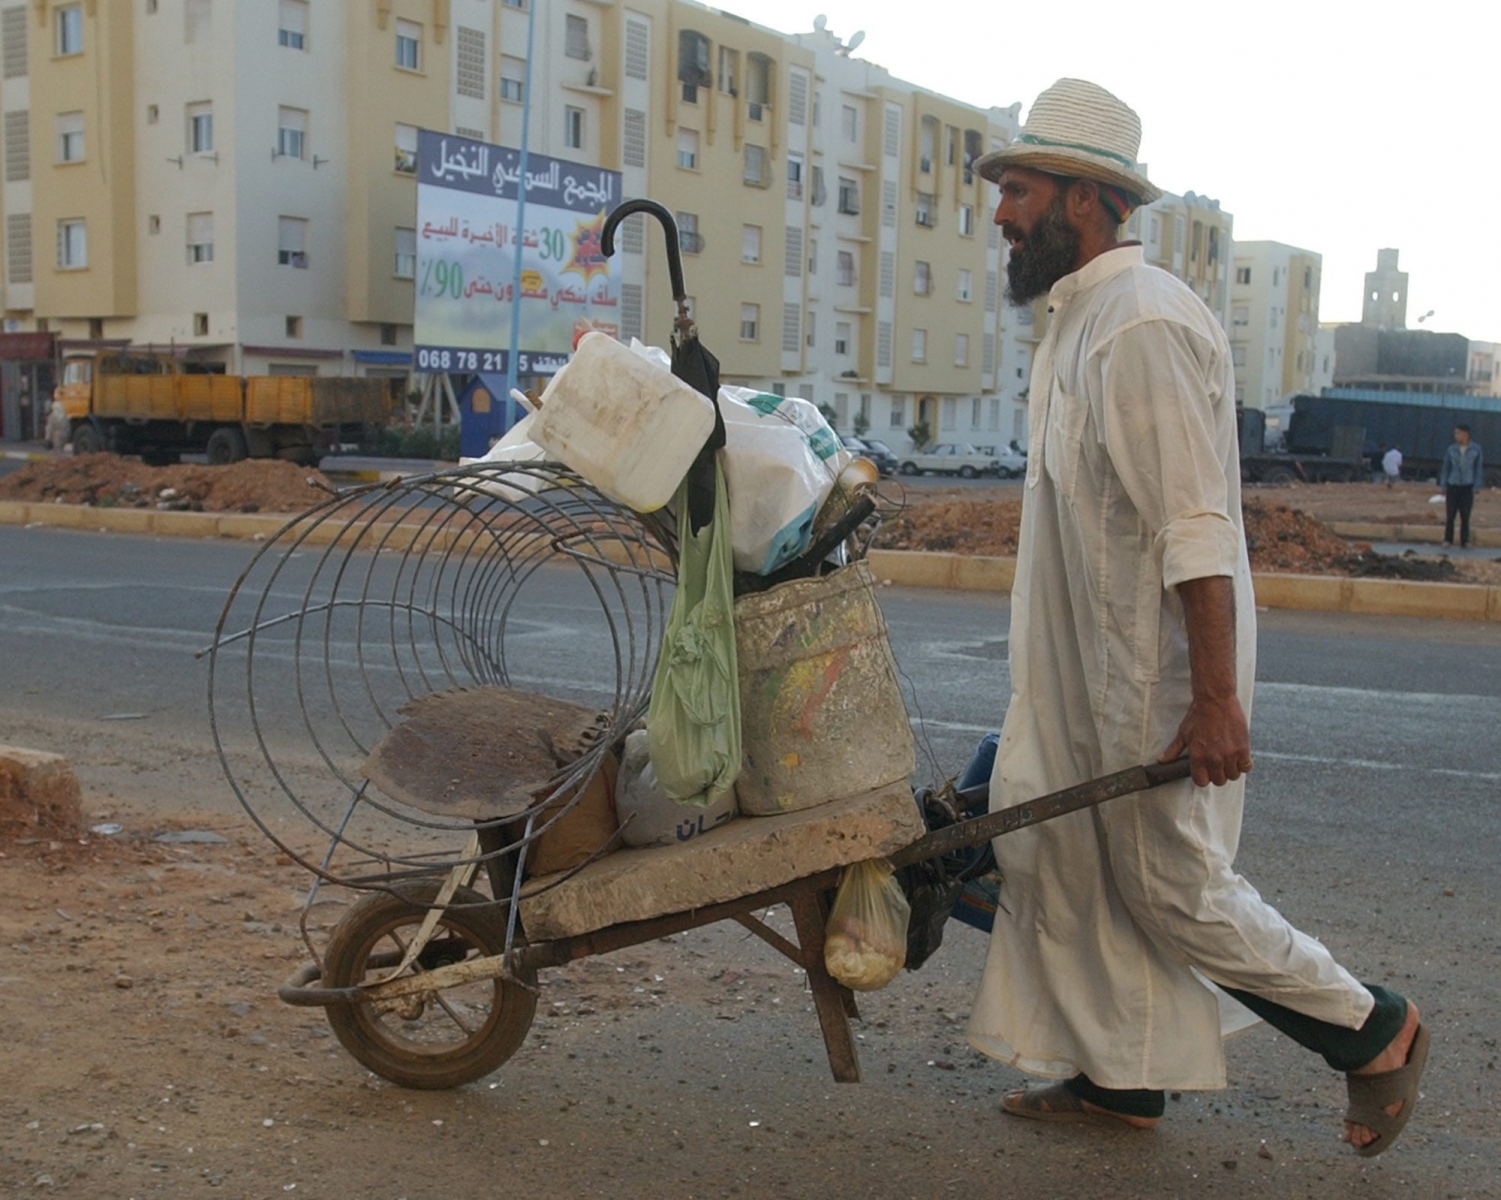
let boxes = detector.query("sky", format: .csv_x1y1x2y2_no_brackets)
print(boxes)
745,0,1501,344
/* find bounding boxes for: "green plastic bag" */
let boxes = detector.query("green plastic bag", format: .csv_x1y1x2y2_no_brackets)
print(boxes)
647,462,741,808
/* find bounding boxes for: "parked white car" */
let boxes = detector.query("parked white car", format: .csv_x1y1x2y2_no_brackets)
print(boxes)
978,445,1028,478
897,443,1001,478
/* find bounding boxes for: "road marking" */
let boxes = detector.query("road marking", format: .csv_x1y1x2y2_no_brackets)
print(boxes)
1255,750,1501,783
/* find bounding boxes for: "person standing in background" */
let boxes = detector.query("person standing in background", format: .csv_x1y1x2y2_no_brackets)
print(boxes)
1381,445,1402,488
1439,425,1483,546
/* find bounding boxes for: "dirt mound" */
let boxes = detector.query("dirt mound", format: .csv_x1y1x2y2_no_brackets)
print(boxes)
0,454,332,514
876,495,1491,582
876,498,1023,557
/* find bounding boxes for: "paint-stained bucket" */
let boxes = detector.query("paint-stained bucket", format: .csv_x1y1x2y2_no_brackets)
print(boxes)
734,562,914,815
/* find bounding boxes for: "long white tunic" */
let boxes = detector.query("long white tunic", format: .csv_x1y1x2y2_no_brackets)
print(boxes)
967,246,1372,1090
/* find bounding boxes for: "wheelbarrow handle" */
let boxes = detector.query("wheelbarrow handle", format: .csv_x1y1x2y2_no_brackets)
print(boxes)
887,757,1192,871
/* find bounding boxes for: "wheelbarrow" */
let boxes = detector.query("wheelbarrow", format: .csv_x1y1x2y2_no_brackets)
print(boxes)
278,756,1190,1090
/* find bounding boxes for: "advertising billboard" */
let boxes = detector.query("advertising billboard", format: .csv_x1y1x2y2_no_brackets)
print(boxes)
413,130,622,377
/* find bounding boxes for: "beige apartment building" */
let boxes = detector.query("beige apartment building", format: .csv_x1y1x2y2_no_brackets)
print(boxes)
1229,240,1323,408
0,0,1024,449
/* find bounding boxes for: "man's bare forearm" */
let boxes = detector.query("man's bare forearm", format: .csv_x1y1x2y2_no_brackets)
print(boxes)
1162,575,1252,786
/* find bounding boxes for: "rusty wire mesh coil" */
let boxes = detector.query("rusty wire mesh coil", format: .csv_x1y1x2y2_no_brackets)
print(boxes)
207,463,676,906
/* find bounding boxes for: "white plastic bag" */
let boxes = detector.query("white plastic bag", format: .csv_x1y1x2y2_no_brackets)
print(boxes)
717,388,850,574
824,858,910,991
456,412,550,501
616,730,737,847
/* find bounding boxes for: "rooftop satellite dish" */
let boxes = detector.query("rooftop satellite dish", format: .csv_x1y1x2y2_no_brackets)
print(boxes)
847,29,865,51
813,13,827,30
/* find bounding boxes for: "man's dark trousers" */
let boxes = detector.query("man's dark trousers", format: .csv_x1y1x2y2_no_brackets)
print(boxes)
1445,485,1475,546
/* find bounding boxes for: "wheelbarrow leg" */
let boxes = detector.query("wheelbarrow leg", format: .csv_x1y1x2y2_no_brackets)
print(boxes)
788,888,861,1083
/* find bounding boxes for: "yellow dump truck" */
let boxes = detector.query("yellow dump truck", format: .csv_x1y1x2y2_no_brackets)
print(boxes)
56,353,396,466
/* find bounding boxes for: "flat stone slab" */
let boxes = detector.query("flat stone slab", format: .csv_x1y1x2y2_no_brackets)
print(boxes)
518,781,923,940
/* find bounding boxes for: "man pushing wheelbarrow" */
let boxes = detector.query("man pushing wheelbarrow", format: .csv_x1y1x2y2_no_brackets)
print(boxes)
963,78,1427,1157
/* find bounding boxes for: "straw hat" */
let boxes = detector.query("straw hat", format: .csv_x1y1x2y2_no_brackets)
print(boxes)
974,78,1161,205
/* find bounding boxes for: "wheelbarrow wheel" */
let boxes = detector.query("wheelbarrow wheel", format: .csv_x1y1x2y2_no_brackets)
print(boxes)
321,880,537,1090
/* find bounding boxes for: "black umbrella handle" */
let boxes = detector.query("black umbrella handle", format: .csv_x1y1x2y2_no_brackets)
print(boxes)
601,200,686,302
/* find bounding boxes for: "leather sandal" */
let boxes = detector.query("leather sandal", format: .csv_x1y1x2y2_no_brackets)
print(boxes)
1345,1021,1430,1157
1001,1083,1158,1129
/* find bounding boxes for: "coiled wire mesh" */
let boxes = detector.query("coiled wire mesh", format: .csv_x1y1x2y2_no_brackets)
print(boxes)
206,463,675,912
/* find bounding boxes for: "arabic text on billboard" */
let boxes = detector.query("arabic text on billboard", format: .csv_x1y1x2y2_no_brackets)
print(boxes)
413,131,621,376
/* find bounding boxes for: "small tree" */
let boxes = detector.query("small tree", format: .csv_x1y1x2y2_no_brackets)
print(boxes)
852,409,870,437
907,420,932,449
817,402,840,430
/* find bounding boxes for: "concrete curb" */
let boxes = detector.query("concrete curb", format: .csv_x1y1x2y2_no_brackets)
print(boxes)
1329,520,1500,549
2,500,1497,622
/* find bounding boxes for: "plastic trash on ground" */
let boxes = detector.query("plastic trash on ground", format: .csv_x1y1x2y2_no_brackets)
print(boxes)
824,858,910,991
456,411,550,501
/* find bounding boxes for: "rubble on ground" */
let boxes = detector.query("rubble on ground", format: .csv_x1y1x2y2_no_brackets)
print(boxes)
0,454,333,513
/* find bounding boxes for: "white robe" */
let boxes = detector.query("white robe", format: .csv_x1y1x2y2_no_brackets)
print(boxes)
966,246,1372,1091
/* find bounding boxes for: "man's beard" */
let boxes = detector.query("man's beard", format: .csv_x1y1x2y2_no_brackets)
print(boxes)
1004,194,1080,305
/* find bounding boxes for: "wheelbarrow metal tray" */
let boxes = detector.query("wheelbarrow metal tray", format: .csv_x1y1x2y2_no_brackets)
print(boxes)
518,780,922,940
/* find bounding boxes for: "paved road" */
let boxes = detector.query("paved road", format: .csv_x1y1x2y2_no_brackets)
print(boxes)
2,524,1499,1195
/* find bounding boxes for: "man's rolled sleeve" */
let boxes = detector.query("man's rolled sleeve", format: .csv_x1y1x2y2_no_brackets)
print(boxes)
1157,510,1241,590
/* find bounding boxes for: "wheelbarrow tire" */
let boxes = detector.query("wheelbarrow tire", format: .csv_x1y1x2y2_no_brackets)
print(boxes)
321,881,537,1090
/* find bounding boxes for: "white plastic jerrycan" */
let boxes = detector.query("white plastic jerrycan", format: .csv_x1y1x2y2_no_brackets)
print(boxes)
531,332,716,513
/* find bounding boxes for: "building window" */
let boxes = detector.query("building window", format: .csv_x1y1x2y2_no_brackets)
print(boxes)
564,107,584,150
57,218,86,268
915,192,935,227
940,397,957,429
1231,344,1246,367
677,30,710,103
914,261,932,295
835,321,851,356
394,226,416,278
912,329,927,362
395,19,420,71
193,312,209,336
718,46,737,96
187,102,213,154
1232,305,1249,327
741,224,761,264
278,216,308,267
277,107,307,159
841,104,857,142
286,315,303,339
889,396,905,429
1234,265,1251,285
55,112,84,163
279,0,308,49
676,128,698,170
806,237,817,275
836,250,855,287
676,211,699,254
55,5,83,55
745,53,771,119
187,212,214,263
744,144,768,187
955,334,969,366
959,204,974,236
501,0,528,7
810,165,826,207
394,123,417,173
837,176,859,215
805,312,816,348
786,153,803,199
740,302,759,341
919,116,937,173
500,55,526,102
380,323,398,346
957,268,972,301
564,14,590,61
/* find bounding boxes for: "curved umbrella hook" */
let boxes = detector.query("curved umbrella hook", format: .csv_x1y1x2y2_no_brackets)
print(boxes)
601,199,687,306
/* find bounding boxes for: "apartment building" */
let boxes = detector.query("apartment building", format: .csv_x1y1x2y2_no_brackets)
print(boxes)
1228,241,1323,408
0,0,1028,449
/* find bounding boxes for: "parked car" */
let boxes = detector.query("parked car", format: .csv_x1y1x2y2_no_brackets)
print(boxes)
840,434,898,476
989,445,1028,478
897,443,1002,478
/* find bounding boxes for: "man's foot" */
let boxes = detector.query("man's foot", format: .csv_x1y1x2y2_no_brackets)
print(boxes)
1344,1001,1424,1153
1001,1083,1159,1129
